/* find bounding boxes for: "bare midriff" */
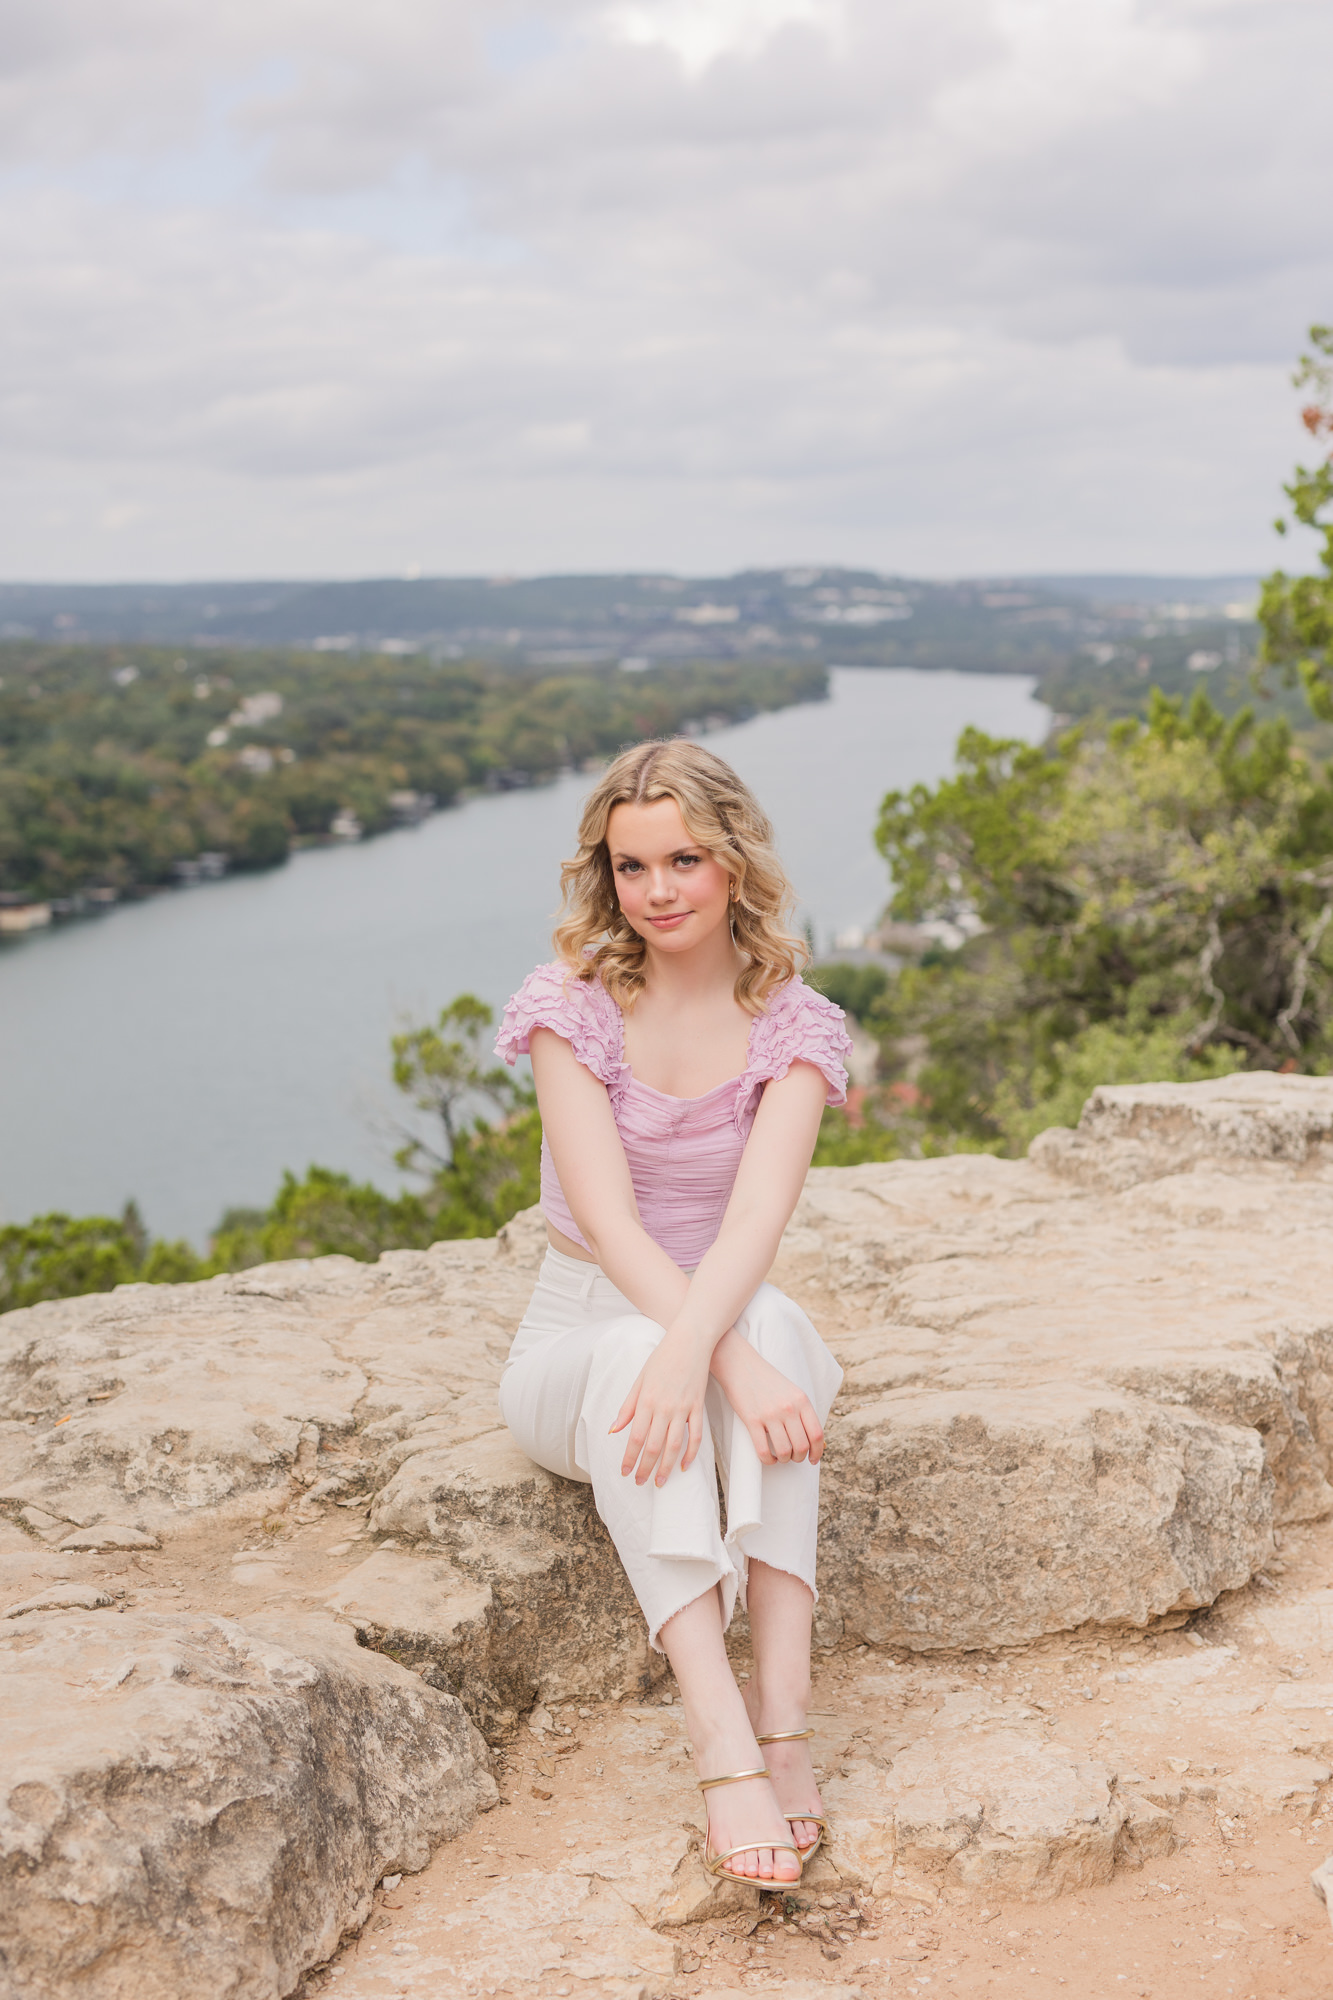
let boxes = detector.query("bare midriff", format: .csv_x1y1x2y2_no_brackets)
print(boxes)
546,1222,597,1262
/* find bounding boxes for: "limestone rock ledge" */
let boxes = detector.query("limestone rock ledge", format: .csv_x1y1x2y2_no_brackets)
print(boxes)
0,1606,496,1999
2,1074,1333,1989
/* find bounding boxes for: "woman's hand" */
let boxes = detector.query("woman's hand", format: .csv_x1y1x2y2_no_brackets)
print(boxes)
710,1328,824,1466
610,1335,711,1487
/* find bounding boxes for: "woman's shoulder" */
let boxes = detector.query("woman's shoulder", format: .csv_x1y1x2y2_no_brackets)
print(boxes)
494,959,623,1083
747,975,852,1103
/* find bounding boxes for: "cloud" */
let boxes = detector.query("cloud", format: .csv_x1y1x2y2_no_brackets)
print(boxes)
0,0,1327,579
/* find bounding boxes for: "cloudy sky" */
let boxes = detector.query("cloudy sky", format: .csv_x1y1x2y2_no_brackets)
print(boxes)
2,0,1330,581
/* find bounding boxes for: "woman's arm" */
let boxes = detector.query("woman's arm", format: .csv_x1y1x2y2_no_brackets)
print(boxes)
528,1027,691,1326
610,1061,829,1486
532,1026,829,1489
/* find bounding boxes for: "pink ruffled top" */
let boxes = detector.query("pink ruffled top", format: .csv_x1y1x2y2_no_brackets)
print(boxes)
496,961,851,1268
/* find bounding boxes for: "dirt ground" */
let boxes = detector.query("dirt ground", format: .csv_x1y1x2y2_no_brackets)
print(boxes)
67,1496,1333,1999
289,1527,1333,1999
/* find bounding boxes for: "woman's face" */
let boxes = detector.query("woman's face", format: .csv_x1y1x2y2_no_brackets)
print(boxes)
606,796,734,956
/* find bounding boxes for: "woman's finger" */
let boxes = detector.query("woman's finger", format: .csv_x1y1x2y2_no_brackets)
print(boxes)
679,1406,704,1472
782,1416,809,1463
621,1409,654,1478
609,1369,647,1438
748,1419,775,1465
654,1414,687,1486
634,1411,671,1485
766,1418,793,1463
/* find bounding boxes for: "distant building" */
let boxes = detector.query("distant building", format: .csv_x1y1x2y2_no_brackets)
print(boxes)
236,744,275,775
387,790,435,824
674,603,740,625
228,691,284,727
330,810,363,841
0,900,52,933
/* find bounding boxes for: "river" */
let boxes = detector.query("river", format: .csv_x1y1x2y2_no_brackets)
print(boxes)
0,668,1048,1242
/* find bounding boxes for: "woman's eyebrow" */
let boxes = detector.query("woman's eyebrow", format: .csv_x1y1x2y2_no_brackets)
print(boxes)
609,845,702,863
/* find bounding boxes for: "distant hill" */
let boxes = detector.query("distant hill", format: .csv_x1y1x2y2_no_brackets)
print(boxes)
1019,575,1259,612
0,567,1260,675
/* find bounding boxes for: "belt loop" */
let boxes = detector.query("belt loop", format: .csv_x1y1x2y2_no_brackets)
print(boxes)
579,1265,598,1302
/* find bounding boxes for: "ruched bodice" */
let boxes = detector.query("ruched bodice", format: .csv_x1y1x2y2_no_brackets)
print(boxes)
496,962,851,1267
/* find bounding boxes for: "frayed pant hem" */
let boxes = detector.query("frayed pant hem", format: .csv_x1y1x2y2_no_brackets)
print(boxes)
647,1568,739,1656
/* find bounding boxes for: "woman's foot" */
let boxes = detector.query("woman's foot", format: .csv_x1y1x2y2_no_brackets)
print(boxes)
743,1696,825,1854
701,1769,802,1885
759,1732,824,1854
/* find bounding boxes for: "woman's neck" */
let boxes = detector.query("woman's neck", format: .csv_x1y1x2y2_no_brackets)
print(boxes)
637,925,746,1011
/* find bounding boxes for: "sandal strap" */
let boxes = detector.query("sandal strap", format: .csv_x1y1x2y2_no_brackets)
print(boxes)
755,1729,815,1745
708,1841,801,1867
698,1765,770,1793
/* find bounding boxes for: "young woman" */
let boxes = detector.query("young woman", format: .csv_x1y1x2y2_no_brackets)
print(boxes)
495,739,851,1889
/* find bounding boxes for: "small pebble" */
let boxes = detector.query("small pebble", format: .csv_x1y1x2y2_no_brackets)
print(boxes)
380,1874,401,1890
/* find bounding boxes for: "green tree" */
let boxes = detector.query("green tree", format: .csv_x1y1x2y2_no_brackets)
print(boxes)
390,993,528,1173
875,688,1333,1148
805,960,891,1023
1259,324,1333,721
425,1103,544,1238
0,1205,201,1313
209,1167,438,1266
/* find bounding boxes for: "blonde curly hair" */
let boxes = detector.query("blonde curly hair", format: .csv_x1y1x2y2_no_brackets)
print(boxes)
553,738,807,1012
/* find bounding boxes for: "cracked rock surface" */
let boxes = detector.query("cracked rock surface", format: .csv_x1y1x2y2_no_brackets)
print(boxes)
3,1074,1333,1995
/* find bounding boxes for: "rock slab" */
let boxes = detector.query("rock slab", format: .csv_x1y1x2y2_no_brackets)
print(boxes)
2,1076,1333,1991
0,1607,495,1999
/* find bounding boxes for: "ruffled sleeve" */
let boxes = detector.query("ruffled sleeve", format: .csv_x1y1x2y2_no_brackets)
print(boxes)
494,961,628,1094
744,978,852,1112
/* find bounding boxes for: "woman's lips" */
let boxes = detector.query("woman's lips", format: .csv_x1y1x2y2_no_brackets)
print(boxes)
647,911,691,928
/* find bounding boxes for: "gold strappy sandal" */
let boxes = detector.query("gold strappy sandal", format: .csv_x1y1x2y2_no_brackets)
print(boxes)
697,1766,803,1888
755,1729,827,1863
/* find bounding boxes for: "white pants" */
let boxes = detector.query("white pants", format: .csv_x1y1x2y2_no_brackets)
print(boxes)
498,1247,843,1652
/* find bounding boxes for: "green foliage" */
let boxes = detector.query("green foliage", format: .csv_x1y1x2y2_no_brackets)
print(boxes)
0,644,827,899
206,1105,544,1269
805,960,891,1023
0,1205,202,1313
876,688,1333,1150
209,1167,438,1266
425,1104,544,1239
811,1105,902,1166
988,1021,1245,1157
1260,325,1333,723
390,993,526,1172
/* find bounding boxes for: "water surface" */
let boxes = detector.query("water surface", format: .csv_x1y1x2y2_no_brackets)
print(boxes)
0,668,1046,1239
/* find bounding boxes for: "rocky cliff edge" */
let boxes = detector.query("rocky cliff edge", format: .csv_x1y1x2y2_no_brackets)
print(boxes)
3,1073,1332,1996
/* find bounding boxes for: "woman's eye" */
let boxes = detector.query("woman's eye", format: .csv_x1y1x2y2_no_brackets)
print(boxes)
616,860,642,875
675,854,701,868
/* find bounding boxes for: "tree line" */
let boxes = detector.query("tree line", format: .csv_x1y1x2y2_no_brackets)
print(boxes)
0,645,826,899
